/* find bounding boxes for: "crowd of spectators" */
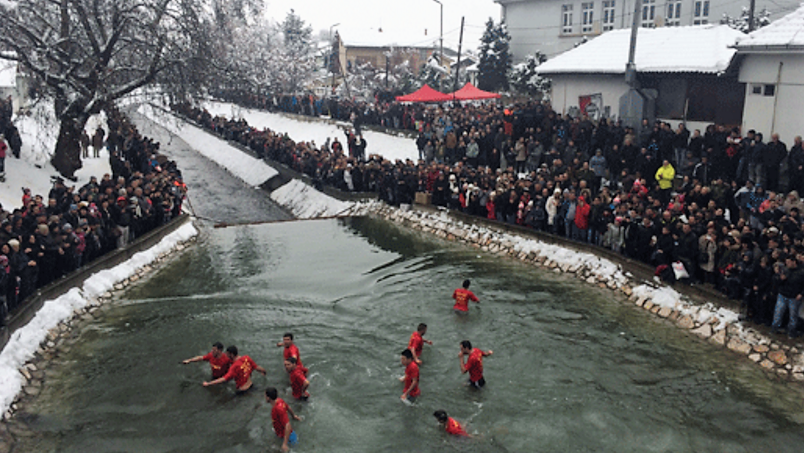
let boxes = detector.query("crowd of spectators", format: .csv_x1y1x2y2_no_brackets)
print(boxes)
178,95,804,339
0,108,187,325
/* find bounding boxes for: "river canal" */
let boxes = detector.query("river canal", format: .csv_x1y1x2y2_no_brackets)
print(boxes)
12,215,804,452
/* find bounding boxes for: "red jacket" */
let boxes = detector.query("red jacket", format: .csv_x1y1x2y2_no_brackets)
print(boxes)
574,202,591,229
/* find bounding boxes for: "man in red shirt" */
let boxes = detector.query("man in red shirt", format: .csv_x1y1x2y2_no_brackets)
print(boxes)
265,387,301,452
433,409,470,437
452,279,479,313
284,357,310,400
202,346,266,393
459,340,493,389
399,349,420,402
182,342,232,379
276,332,308,376
407,323,433,364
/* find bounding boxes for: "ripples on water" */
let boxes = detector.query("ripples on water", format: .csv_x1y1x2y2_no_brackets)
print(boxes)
13,217,804,452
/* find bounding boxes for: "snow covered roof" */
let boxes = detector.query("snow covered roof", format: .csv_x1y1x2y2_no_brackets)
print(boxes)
735,3,804,51
537,25,744,75
339,29,438,49
0,61,16,88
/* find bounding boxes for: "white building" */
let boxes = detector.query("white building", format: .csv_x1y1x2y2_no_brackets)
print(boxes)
735,4,804,144
495,0,800,60
537,25,745,129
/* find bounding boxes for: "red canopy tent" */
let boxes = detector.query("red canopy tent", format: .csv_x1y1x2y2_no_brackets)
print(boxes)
447,82,501,101
395,84,451,103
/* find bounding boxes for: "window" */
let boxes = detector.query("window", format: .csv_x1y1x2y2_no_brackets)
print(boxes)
562,4,574,34
582,2,594,33
602,0,616,31
641,0,656,28
693,0,709,25
666,0,682,26
764,84,776,96
751,84,763,95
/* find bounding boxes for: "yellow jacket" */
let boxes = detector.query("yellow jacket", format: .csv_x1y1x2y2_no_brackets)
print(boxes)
655,164,675,190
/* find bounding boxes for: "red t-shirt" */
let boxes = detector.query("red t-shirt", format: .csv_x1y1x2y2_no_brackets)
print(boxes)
289,367,307,399
408,332,424,357
203,351,232,379
222,355,257,389
283,344,303,369
446,417,469,437
271,398,290,438
466,349,484,383
403,361,420,398
452,288,479,312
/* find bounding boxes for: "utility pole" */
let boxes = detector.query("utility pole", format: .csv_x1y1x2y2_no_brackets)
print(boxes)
454,16,465,98
625,0,642,88
748,0,756,32
432,0,444,77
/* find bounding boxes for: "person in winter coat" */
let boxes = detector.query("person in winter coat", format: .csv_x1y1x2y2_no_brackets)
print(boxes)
0,134,6,181
655,160,675,206
546,189,561,234
604,216,626,253
573,196,591,242
92,126,105,158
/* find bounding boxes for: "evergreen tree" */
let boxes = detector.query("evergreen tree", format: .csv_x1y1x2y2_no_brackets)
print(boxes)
477,18,512,92
509,52,551,99
280,9,315,93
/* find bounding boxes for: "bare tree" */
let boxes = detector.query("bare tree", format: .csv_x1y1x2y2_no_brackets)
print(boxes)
0,0,259,178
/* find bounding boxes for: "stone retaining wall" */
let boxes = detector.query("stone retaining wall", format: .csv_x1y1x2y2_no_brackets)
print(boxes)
369,204,804,382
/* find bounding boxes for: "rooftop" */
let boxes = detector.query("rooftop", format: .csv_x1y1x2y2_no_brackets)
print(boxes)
537,25,744,75
339,28,439,49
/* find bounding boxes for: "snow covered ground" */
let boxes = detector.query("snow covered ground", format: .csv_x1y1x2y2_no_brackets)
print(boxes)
202,101,419,163
0,102,111,211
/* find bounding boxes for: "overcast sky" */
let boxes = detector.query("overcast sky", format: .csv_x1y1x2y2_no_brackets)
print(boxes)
262,0,501,50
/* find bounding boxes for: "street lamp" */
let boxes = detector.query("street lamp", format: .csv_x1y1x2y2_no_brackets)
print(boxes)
431,0,443,73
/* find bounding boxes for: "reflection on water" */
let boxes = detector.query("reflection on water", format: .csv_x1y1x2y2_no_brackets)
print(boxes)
14,217,804,452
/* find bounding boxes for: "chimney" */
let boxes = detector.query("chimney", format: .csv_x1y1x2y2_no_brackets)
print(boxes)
379,27,383,32
425,29,428,36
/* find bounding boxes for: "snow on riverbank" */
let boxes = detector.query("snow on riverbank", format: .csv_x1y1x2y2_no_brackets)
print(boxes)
202,101,419,163
0,222,197,415
137,104,278,187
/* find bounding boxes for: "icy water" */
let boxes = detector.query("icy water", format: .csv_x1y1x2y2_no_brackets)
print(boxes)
12,217,804,452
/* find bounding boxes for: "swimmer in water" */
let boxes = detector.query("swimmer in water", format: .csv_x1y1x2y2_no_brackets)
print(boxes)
433,409,470,437
452,279,479,313
458,340,492,389
407,323,433,364
202,346,266,393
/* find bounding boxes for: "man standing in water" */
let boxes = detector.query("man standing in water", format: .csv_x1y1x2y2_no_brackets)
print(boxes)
407,323,433,364
182,342,232,379
452,279,479,313
459,340,493,389
284,357,310,400
399,349,420,402
202,346,266,393
277,332,308,376
265,386,301,452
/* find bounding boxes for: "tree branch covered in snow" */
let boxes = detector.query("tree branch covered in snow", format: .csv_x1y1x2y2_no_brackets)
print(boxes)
509,52,550,99
0,0,261,177
720,6,771,33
